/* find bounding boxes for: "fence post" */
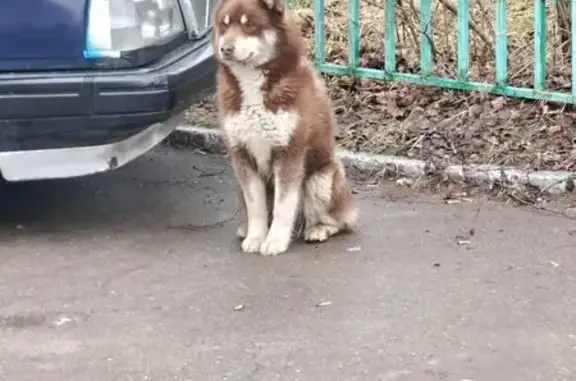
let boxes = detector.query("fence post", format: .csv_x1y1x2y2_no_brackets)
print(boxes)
348,0,360,70
572,0,576,96
534,0,546,91
314,0,325,64
495,0,508,86
385,0,397,72
419,0,433,76
457,0,469,80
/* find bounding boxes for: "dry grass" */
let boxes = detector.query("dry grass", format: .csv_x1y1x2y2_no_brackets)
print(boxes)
292,0,572,89
186,1,576,171
287,0,576,171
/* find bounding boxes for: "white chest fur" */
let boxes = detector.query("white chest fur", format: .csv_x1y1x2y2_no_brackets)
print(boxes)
222,65,299,175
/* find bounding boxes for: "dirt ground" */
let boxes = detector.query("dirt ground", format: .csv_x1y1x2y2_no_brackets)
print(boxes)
189,0,576,173
327,80,576,172
186,85,576,173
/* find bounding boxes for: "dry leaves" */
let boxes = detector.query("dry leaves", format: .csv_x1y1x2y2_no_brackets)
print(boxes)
331,79,576,172
188,1,576,174
293,0,576,172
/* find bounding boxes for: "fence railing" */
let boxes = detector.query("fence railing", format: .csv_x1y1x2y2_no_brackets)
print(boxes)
306,0,576,104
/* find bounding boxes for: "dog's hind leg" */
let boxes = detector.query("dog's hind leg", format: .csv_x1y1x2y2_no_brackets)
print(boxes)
303,161,358,242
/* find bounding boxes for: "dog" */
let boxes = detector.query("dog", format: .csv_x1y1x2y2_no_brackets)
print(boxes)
212,0,358,256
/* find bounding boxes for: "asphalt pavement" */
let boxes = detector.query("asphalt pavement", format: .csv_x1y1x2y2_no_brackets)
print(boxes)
0,145,575,381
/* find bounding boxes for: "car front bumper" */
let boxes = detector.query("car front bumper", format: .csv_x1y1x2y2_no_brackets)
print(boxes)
0,36,216,181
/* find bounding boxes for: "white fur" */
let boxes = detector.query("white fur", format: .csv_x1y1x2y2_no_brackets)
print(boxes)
223,65,299,176
304,224,339,242
303,169,334,227
260,164,302,255
302,162,355,242
240,174,269,253
218,29,278,66
224,76,299,254
222,30,301,255
302,167,339,242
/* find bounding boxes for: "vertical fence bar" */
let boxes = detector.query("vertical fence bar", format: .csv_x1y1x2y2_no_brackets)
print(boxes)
385,0,397,72
419,0,432,76
572,0,576,96
314,0,325,64
348,0,360,69
533,0,546,91
495,0,508,85
456,0,469,80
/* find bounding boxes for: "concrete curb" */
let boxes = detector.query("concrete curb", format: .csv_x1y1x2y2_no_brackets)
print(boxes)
170,125,576,195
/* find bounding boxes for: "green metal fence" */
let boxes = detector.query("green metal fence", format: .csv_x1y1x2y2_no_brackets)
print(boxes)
308,0,576,104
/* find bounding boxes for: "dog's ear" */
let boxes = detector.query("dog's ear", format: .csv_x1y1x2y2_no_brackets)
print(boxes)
261,0,284,14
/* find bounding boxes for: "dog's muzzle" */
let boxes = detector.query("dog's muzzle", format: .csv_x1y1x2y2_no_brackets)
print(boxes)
220,43,235,61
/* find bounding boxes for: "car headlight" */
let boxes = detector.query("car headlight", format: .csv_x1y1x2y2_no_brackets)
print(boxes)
84,0,185,59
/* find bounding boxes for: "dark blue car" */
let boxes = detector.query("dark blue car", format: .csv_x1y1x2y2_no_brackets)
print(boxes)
0,0,218,181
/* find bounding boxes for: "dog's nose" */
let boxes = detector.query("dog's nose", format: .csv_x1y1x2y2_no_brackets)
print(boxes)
220,43,234,58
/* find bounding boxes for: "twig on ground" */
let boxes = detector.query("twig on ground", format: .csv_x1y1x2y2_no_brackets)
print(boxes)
192,165,227,177
167,210,239,231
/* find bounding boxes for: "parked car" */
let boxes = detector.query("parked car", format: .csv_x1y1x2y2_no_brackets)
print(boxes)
0,0,218,182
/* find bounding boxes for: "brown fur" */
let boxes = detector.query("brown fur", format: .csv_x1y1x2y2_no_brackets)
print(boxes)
213,0,358,255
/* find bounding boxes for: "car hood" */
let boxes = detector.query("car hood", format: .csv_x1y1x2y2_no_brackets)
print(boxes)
0,0,88,71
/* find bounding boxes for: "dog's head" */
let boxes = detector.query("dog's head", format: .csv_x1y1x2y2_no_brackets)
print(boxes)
212,0,287,67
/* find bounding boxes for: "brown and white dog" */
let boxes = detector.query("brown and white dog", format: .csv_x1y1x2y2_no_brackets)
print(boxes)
212,0,358,256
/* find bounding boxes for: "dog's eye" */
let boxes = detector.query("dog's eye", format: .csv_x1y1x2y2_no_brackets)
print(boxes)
219,17,230,29
242,21,257,31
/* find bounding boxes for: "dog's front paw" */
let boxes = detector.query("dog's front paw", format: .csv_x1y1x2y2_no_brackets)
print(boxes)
241,235,265,254
259,233,291,256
